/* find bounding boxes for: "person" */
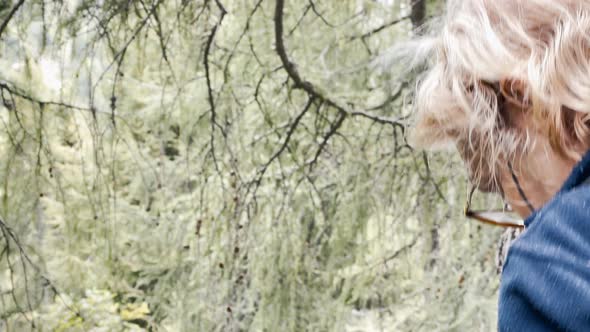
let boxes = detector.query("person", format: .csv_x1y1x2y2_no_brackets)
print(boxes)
410,0,590,330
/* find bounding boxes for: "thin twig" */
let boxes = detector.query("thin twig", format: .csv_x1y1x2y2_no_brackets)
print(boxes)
204,0,228,175
0,82,93,113
257,97,315,180
308,0,335,28
0,217,80,318
350,15,410,40
308,111,346,170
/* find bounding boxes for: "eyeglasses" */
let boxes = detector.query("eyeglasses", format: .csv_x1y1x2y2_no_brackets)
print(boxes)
464,185,524,229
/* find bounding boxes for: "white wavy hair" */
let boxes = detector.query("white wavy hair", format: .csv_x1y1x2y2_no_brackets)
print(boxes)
409,0,590,188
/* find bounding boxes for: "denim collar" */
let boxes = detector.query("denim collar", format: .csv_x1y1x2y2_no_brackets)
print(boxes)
524,149,590,227
557,149,590,194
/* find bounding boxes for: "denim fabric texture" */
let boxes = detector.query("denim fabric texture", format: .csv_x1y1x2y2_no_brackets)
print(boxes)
499,150,590,331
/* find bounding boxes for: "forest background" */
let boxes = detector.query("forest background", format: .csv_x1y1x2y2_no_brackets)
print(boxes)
0,0,505,331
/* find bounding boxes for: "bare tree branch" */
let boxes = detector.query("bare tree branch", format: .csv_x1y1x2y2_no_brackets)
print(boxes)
204,0,228,174
274,0,318,97
0,0,25,39
223,0,264,81
287,4,312,37
274,0,405,129
0,217,81,319
0,82,93,113
257,97,315,179
308,0,335,28
308,111,346,169
350,15,411,40
349,110,406,129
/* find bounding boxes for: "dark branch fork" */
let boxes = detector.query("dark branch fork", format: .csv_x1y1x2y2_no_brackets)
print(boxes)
277,2,403,118
274,0,405,127
273,0,406,172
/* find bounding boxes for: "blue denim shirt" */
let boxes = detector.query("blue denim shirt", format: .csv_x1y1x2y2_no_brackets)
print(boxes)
499,150,590,331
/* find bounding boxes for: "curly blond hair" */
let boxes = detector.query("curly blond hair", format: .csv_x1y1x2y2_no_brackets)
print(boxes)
411,0,590,188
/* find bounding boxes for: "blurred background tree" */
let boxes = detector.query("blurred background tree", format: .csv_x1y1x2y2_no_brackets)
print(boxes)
0,0,504,331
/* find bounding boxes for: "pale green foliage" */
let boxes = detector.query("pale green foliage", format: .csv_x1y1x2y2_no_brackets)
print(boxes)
31,290,146,332
0,0,503,331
